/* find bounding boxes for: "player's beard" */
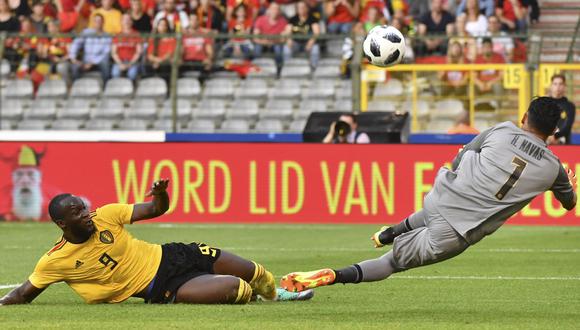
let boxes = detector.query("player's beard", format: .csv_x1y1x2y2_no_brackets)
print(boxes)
12,184,43,220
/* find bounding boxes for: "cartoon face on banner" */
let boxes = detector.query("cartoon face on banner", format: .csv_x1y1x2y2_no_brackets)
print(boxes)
0,145,66,222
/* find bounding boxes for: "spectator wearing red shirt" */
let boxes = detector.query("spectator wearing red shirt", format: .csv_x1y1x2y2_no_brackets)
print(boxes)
223,4,253,60
181,14,214,78
55,0,93,32
226,0,260,23
253,3,287,72
496,0,527,32
474,37,504,96
112,14,144,81
146,18,177,81
324,0,359,34
119,0,156,17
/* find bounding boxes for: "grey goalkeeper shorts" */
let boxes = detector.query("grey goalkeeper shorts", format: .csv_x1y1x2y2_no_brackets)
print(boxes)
392,208,470,271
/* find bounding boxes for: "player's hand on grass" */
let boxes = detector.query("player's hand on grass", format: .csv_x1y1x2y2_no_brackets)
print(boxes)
146,179,170,197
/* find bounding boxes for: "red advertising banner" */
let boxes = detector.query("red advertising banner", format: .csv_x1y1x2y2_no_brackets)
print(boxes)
1,142,579,225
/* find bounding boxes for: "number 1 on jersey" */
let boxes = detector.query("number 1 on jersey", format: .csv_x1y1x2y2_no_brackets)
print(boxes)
496,156,527,200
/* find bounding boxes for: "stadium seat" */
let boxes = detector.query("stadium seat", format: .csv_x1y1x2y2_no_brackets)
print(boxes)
288,119,306,132
295,100,327,119
254,119,284,132
212,71,240,79
202,78,235,99
70,78,102,99
177,78,201,100
103,78,134,99
219,119,250,133
333,99,353,112
37,79,67,99
260,99,294,120
5,79,34,99
51,119,84,130
402,100,430,117
181,70,201,78
118,120,150,130
284,58,309,67
337,80,353,99
93,99,125,119
318,58,342,67
17,120,48,130
326,39,345,57
151,119,180,132
187,119,216,133
474,118,490,132
159,99,193,121
269,79,301,99
128,98,158,119
59,98,92,119
194,99,227,121
433,99,465,119
235,79,268,100
135,77,167,100
1,119,14,130
0,99,25,120
304,80,335,100
367,100,397,112
280,65,311,79
84,119,117,130
247,65,277,79
0,59,10,77
373,79,404,98
426,119,454,133
313,66,341,79
226,99,259,120
25,99,58,119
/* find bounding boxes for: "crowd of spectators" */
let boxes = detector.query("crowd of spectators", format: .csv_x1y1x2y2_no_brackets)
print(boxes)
0,0,538,87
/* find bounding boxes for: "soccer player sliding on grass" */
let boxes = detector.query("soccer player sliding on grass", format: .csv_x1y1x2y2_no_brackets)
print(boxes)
282,97,577,292
0,179,312,305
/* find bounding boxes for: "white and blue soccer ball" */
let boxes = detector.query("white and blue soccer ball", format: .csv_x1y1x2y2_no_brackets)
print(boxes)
363,25,406,67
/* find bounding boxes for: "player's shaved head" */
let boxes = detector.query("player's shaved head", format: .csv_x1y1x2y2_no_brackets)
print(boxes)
48,193,73,222
526,97,562,137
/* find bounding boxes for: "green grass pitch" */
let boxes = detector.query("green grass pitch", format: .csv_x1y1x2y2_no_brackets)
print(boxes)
1,222,579,329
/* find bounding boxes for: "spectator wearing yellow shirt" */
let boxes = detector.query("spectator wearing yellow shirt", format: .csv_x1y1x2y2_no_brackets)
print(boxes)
90,0,122,35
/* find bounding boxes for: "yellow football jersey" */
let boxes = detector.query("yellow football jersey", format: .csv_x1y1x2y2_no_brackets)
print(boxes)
29,204,162,304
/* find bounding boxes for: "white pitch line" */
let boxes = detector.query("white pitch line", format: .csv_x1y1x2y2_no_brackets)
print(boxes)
392,275,580,281
220,247,580,253
0,284,20,290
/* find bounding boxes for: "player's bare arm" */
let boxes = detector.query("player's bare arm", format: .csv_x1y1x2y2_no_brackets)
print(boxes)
131,179,170,222
0,280,44,305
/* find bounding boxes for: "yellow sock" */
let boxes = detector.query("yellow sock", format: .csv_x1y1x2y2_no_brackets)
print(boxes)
249,261,276,300
234,279,252,304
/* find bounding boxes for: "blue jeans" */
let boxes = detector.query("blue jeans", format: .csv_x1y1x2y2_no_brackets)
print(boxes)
283,42,320,68
71,59,110,82
254,43,284,69
327,22,353,34
111,61,140,81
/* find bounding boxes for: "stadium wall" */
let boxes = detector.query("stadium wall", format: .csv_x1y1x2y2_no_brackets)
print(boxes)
1,142,579,226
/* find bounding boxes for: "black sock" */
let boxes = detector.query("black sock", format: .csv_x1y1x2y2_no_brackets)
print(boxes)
333,264,363,284
391,217,412,236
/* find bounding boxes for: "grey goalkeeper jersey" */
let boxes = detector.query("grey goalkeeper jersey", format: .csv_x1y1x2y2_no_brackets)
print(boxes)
426,121,575,244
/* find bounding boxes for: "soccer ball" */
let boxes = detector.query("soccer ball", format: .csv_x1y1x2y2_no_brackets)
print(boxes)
363,25,406,67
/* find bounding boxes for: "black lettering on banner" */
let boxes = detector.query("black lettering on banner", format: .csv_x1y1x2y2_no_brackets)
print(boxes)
99,253,118,270
495,156,527,200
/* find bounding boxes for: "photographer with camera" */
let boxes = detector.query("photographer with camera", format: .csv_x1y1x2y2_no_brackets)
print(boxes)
322,113,370,144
